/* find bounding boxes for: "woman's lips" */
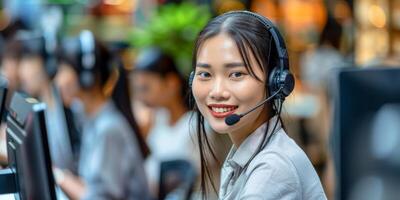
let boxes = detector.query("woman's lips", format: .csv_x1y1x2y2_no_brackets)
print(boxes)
208,104,238,118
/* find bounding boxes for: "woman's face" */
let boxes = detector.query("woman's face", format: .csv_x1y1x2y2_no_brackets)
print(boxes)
1,57,20,91
18,56,47,97
192,33,268,140
54,63,80,106
132,71,175,108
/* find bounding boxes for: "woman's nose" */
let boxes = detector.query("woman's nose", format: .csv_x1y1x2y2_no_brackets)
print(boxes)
209,78,230,101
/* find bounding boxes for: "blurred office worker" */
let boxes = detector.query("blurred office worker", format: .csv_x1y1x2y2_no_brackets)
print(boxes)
54,30,150,200
16,31,77,172
0,37,23,166
133,47,200,197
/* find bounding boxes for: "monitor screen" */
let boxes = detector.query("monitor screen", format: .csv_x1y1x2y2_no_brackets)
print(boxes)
333,67,400,200
0,76,8,122
6,92,56,200
0,76,8,167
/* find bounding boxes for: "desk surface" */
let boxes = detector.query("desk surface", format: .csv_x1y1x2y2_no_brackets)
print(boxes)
0,194,15,200
0,186,67,200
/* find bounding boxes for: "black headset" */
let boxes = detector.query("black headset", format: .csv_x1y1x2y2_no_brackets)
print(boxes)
43,33,59,79
188,10,295,101
73,30,120,90
77,30,96,89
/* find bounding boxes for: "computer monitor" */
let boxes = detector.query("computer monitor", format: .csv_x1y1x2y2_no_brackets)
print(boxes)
6,92,56,200
0,76,8,168
0,76,8,122
333,67,400,200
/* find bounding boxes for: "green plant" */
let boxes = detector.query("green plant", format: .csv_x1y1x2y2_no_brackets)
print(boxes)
46,0,76,4
129,2,211,75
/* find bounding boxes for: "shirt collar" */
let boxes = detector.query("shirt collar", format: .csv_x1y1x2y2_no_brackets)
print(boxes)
226,115,281,169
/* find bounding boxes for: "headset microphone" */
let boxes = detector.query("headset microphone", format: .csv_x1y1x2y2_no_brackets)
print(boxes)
225,87,283,126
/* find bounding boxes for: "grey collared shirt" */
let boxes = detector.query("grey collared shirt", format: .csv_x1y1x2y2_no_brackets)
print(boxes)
45,86,76,172
219,117,327,200
78,101,150,200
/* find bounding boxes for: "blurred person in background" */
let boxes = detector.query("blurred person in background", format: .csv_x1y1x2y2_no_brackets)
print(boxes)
300,16,347,199
300,16,345,93
54,30,150,200
0,19,28,167
53,41,85,165
15,31,80,175
132,47,199,197
1,39,22,103
133,47,231,199
0,38,23,166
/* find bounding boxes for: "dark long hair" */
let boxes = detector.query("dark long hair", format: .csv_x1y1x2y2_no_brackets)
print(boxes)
110,59,150,158
59,34,150,158
189,12,284,198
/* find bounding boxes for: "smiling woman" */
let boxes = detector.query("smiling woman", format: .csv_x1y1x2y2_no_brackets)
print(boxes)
190,11,327,200
193,32,268,144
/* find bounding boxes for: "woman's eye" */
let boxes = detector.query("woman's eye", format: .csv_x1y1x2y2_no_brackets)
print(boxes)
230,72,245,78
197,71,211,79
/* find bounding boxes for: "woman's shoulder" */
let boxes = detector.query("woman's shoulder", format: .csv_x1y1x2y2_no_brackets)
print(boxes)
246,130,306,173
249,129,322,188
248,148,300,180
241,149,324,200
273,130,316,169
96,110,126,130
239,150,301,198
94,104,132,139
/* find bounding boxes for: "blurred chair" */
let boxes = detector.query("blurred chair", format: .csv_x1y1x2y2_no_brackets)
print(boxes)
158,159,197,200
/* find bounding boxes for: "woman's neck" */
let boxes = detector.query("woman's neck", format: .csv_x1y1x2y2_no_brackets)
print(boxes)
228,107,269,148
82,92,108,118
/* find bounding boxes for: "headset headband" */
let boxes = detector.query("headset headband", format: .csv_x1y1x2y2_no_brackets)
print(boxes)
223,11,289,72
79,30,95,70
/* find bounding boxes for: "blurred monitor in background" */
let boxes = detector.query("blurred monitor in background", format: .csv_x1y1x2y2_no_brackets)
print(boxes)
0,76,8,166
0,77,8,124
333,67,400,200
6,92,56,200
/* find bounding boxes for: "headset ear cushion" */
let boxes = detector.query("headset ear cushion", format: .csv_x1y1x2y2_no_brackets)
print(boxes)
280,70,295,97
268,67,295,98
268,67,279,96
188,71,195,88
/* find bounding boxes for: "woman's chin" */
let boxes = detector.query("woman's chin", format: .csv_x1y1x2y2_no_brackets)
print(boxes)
208,120,233,134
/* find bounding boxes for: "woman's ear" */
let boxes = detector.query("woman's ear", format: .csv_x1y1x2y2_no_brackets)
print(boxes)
102,68,120,97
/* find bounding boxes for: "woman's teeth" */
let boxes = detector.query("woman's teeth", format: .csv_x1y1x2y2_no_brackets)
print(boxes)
211,107,235,113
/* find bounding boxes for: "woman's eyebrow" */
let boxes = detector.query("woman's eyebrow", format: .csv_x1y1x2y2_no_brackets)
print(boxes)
196,62,245,68
196,63,211,68
225,62,245,68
